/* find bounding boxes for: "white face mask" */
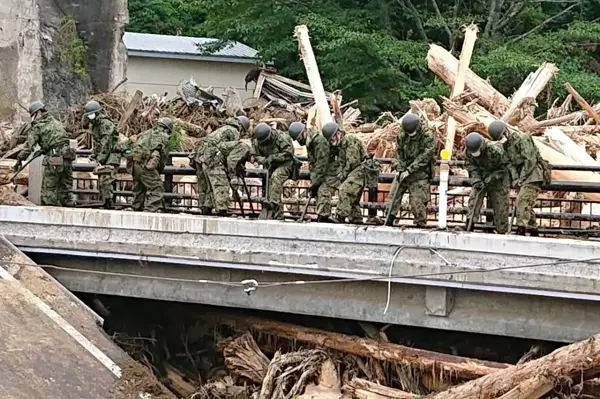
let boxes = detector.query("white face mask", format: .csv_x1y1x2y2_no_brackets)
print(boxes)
87,113,96,120
408,131,417,137
471,150,481,157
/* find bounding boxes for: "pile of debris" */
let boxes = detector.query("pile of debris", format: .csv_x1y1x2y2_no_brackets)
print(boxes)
112,312,600,399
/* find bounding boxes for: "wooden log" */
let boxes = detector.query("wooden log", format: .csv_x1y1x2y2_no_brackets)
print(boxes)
496,375,553,399
428,332,600,399
239,317,508,380
219,332,269,384
298,359,343,399
162,364,197,398
343,379,417,399
502,63,558,124
529,103,600,131
565,83,600,125
445,24,479,158
117,90,143,133
294,25,333,126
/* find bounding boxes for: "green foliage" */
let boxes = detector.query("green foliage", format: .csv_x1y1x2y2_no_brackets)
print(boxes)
129,0,600,118
57,17,88,78
167,127,182,152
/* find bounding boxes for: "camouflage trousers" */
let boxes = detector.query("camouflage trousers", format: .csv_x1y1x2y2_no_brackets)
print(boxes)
196,168,213,210
467,180,510,234
315,176,338,218
131,163,164,212
388,178,430,226
336,167,367,223
515,183,541,228
97,165,117,205
266,162,293,220
41,162,74,207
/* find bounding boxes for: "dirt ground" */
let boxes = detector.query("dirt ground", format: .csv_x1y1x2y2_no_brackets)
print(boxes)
0,185,33,205
113,361,177,399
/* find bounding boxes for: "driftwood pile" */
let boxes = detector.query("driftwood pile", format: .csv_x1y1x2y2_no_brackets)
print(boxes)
113,314,600,399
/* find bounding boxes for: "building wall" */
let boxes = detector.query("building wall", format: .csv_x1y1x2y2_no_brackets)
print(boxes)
126,56,256,100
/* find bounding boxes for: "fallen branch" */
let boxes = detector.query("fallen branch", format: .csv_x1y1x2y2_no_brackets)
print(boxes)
428,332,600,399
343,378,418,399
565,83,600,125
496,375,554,399
239,317,508,380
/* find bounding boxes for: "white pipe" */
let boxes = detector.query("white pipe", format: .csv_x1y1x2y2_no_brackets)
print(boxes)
438,151,450,229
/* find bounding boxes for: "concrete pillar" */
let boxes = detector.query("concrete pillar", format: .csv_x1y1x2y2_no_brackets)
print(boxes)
425,286,455,317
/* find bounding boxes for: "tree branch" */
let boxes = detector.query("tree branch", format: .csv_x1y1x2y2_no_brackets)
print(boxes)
496,0,527,32
396,0,428,41
509,2,578,43
430,0,453,48
484,0,498,35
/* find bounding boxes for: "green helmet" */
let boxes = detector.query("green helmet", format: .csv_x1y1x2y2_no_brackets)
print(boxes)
322,122,339,140
84,100,101,116
255,123,271,143
402,113,420,135
158,117,173,132
466,132,484,154
29,101,45,116
488,120,506,141
288,122,305,140
236,115,250,131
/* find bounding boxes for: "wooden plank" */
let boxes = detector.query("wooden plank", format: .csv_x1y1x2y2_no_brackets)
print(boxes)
565,82,600,125
117,90,143,132
253,71,266,99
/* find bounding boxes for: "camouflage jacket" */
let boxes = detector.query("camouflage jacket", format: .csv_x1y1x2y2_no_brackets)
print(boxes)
337,133,368,179
306,129,331,187
466,141,510,186
219,141,251,176
396,119,435,181
252,129,294,167
504,129,547,184
204,119,241,148
18,113,70,161
90,116,120,165
133,126,170,169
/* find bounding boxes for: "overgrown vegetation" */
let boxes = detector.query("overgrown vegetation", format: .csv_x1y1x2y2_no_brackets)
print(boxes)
57,17,88,78
127,0,600,118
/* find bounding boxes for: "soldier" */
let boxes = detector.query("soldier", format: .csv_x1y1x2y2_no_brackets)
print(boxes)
385,113,435,227
288,121,337,222
465,132,511,234
83,100,120,209
324,122,379,224
488,120,549,236
195,116,249,216
15,101,75,206
129,117,172,212
253,122,295,220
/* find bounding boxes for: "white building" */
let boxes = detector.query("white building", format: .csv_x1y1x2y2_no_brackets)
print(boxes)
123,32,260,100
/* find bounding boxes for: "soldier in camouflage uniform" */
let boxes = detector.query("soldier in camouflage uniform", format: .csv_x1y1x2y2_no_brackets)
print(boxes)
253,123,295,220
465,132,511,234
287,122,338,222
128,117,172,212
385,113,434,227
16,101,75,206
488,120,549,236
83,100,120,209
324,123,379,224
193,116,249,215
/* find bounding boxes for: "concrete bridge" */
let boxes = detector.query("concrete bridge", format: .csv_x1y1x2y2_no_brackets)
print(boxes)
1,205,600,343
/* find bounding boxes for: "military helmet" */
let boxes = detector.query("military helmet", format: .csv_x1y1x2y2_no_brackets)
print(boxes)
288,122,306,140
29,101,45,116
465,132,484,154
255,123,271,143
236,115,250,131
158,117,174,132
322,122,339,140
488,120,506,141
402,113,420,134
84,100,101,116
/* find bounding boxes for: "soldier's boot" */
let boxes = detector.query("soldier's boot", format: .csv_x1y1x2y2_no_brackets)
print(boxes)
349,216,363,225
528,228,539,237
217,210,228,217
103,199,113,210
316,215,330,223
366,216,383,226
465,219,475,232
385,215,396,227
201,206,213,215
516,226,527,236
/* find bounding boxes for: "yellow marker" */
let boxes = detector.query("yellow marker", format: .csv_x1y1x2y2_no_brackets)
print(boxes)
440,149,451,161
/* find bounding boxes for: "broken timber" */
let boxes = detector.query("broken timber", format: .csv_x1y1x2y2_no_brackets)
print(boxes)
238,317,508,380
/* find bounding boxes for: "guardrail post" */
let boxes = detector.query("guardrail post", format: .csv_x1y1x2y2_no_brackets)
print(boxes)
164,153,174,207
438,149,450,229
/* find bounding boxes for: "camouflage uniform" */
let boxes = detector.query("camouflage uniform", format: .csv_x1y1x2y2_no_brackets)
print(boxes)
306,129,338,218
89,116,120,206
18,113,74,206
253,129,294,220
200,119,242,213
131,125,170,212
335,133,379,223
504,129,549,230
466,142,511,234
388,118,435,226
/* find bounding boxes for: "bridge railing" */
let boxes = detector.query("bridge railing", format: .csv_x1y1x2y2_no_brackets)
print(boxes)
72,151,600,233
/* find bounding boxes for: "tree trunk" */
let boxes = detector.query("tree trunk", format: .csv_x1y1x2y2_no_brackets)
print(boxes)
238,317,508,380
496,375,553,399
343,378,417,398
428,332,600,399
219,332,270,384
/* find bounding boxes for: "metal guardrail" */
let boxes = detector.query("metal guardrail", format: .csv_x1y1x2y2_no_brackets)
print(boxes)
72,151,600,234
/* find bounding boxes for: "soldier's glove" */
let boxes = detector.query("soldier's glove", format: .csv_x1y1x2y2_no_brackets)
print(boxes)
399,171,409,181
309,184,320,198
515,178,524,188
189,158,196,170
472,181,484,191
13,160,22,173
255,156,266,165
263,156,273,169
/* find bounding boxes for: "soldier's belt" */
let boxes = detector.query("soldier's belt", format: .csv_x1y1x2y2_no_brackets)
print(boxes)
47,156,64,166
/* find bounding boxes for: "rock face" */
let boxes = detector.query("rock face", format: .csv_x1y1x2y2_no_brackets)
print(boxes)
0,0,128,121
